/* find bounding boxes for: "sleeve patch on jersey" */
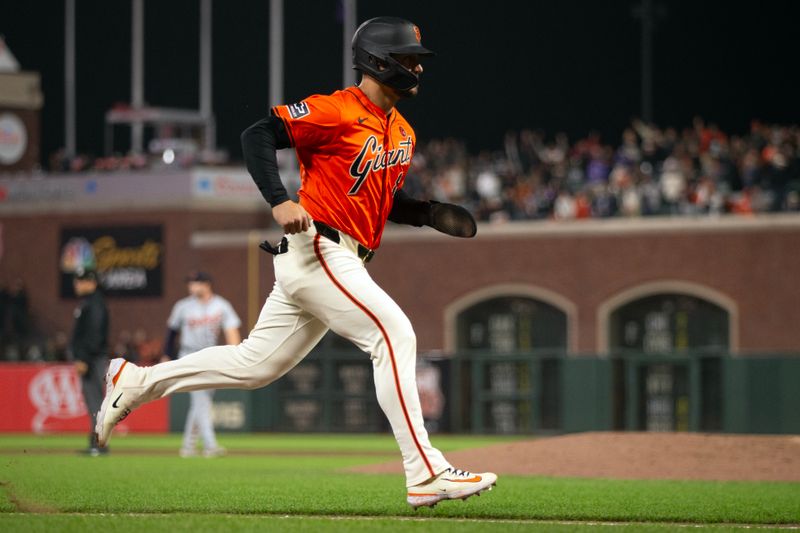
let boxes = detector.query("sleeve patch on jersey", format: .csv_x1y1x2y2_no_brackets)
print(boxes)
287,102,310,119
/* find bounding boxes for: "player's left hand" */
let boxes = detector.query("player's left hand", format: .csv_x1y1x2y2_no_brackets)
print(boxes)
272,200,312,234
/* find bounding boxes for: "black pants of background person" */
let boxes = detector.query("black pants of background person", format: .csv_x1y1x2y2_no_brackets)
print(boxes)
81,357,107,454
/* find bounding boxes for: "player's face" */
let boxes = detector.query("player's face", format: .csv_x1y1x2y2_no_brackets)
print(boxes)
73,279,97,296
395,54,423,72
187,281,212,299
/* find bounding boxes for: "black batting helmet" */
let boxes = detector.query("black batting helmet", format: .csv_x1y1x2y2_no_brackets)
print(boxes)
352,17,434,91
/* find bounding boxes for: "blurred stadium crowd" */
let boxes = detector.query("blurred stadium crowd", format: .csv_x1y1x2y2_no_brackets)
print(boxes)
47,118,800,221
0,279,161,363
404,118,800,221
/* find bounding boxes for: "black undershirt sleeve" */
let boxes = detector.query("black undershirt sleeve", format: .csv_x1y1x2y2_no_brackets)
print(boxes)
388,189,432,227
241,112,293,207
163,328,179,360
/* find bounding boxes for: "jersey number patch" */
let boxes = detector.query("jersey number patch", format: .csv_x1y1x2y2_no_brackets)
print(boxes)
287,102,310,119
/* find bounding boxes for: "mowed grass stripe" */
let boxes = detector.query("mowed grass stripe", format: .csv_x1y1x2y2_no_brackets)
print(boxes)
0,513,798,533
0,433,523,453
1,434,799,528
2,452,799,524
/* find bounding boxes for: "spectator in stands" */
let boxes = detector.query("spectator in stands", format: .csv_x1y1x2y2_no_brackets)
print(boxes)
589,183,617,217
133,327,162,366
113,329,140,364
785,189,800,211
637,168,662,216
5,278,31,361
586,145,613,186
616,128,642,166
48,331,70,362
553,189,577,220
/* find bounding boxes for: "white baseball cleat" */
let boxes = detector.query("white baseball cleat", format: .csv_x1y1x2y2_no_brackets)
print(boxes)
407,467,498,509
94,358,142,448
203,447,227,458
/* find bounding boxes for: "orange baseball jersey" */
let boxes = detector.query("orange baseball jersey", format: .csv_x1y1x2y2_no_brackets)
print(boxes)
272,87,415,250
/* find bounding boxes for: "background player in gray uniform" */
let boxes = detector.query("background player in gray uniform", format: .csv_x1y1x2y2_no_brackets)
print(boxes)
163,271,241,457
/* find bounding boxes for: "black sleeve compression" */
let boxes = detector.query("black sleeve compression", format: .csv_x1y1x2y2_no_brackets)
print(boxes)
388,189,432,227
163,328,179,360
241,113,292,207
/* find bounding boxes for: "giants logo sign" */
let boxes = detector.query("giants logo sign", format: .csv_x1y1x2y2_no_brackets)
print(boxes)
348,136,413,195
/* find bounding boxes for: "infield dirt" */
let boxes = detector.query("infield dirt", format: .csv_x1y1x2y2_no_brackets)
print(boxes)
352,432,800,482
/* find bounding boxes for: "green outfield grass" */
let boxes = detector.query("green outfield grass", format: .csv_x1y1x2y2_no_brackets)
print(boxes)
0,432,521,453
1,434,798,532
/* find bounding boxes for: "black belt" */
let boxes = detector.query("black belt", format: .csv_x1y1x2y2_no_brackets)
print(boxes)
314,221,375,263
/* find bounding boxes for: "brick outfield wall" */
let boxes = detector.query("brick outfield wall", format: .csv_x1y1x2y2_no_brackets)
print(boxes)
0,210,268,348
2,211,799,354
374,226,799,353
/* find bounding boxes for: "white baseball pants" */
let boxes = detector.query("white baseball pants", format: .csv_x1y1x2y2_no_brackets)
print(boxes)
181,389,218,452
133,224,451,486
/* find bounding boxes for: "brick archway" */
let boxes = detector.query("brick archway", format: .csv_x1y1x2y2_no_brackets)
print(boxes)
443,283,577,353
596,280,739,355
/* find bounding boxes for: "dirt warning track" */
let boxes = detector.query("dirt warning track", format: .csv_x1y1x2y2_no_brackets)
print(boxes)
352,432,800,482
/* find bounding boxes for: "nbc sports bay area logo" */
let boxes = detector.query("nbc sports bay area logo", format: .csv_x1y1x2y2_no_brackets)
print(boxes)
60,237,96,274
59,227,164,297
60,236,151,290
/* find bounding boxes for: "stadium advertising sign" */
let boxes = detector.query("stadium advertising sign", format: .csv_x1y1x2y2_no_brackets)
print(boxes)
191,168,260,199
0,112,27,165
59,225,163,298
0,363,168,433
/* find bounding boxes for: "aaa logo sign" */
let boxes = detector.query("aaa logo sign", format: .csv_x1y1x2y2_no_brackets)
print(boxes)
0,363,169,433
28,367,86,433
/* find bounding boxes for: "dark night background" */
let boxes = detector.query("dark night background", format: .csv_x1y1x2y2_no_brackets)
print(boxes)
1,0,799,166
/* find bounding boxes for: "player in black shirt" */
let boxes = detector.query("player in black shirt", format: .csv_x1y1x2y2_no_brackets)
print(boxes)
70,268,109,455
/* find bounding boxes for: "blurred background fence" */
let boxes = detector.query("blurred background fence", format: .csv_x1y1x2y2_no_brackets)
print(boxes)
163,349,800,436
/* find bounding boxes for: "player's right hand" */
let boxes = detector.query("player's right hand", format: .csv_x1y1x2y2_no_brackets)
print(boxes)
74,361,89,376
272,200,312,234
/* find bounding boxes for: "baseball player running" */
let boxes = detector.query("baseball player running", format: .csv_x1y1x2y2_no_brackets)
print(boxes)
163,271,241,457
95,17,496,509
